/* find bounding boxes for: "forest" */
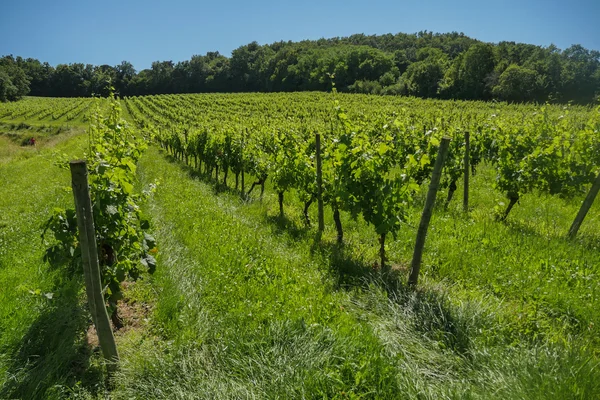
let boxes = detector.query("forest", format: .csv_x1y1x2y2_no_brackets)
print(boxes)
1,31,599,104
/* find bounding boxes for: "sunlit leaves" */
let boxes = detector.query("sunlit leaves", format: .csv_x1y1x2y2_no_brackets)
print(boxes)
43,93,155,310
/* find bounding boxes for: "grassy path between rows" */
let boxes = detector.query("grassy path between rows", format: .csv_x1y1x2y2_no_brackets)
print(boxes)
0,131,101,399
107,146,600,399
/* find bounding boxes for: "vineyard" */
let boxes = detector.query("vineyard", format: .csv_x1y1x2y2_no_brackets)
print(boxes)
1,93,600,398
0,96,98,125
123,92,600,265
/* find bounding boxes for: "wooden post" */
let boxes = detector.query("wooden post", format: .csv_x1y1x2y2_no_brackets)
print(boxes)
463,131,470,213
241,129,246,198
408,137,451,287
70,160,119,372
316,133,325,233
568,170,600,239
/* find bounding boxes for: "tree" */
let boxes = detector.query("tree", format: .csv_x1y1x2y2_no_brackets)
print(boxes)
441,44,496,99
0,70,18,102
188,55,209,92
91,65,117,97
0,56,30,101
149,61,174,94
204,52,231,92
230,42,275,91
397,46,449,98
379,71,397,86
268,46,301,91
115,61,136,96
172,61,191,93
2,31,599,104
18,58,53,96
346,47,397,83
129,69,151,95
560,45,600,103
492,64,540,102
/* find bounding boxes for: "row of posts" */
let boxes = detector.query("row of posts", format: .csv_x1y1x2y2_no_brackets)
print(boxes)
71,130,599,374
313,131,599,280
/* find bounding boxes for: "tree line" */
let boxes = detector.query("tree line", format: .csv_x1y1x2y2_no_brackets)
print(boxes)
1,31,599,104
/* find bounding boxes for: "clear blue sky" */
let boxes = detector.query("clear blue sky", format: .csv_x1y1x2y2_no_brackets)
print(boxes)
1,0,599,71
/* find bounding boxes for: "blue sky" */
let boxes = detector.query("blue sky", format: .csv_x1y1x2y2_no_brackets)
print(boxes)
1,0,599,71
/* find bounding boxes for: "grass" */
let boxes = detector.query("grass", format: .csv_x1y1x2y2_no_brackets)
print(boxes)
0,130,105,399
0,123,83,164
0,100,599,398
104,146,599,399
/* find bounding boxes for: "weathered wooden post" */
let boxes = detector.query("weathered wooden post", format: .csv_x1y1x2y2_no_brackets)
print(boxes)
568,170,600,239
241,129,246,198
463,131,470,213
316,133,325,233
70,160,119,373
408,137,451,287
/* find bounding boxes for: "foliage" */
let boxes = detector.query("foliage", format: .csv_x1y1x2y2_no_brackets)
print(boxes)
0,56,30,102
2,31,600,103
123,90,600,227
2,91,600,399
441,43,496,100
332,104,419,240
401,60,445,98
0,70,19,102
492,64,541,102
42,94,155,312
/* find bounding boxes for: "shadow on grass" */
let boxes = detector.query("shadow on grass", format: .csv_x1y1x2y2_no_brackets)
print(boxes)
319,240,472,357
162,150,313,240
503,218,560,239
0,275,103,399
264,213,312,240
574,232,600,252
503,217,600,252
163,152,249,198
160,148,471,356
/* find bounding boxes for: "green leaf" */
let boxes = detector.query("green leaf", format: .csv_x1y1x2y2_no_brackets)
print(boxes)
377,143,389,155
121,181,134,194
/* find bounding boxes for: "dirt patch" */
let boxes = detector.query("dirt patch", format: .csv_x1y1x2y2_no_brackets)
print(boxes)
86,325,100,349
114,293,152,335
390,263,410,274
370,261,409,273
85,281,153,349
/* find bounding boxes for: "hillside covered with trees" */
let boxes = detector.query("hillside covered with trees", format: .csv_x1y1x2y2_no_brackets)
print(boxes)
1,31,599,104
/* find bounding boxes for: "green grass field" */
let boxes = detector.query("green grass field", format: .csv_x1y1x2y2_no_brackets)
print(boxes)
0,94,599,399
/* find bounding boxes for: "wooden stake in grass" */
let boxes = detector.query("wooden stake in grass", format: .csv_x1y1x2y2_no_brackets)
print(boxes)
568,170,600,239
241,129,246,198
278,192,284,217
70,160,119,373
316,133,325,233
333,206,343,243
499,193,519,222
408,137,451,287
463,131,470,213
303,198,313,227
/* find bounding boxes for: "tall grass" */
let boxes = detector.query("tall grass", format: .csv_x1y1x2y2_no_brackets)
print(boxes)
105,147,599,399
1,121,599,398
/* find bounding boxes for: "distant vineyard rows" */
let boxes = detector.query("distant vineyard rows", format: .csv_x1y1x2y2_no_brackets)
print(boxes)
121,92,600,255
